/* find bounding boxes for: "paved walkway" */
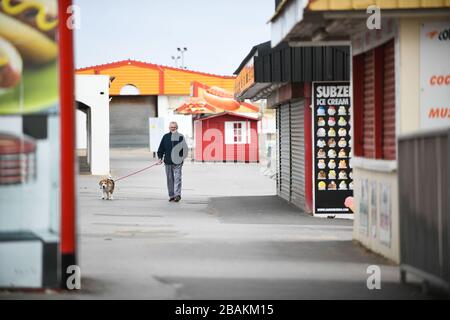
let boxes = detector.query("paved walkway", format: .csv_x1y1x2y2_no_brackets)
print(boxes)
1,149,430,299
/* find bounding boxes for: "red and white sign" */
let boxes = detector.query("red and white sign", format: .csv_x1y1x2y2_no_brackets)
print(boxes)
420,22,450,130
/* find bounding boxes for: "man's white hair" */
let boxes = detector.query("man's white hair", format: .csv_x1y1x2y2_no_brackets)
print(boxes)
169,121,178,128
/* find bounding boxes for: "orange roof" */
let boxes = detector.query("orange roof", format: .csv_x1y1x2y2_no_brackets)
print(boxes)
76,59,236,96
308,0,450,11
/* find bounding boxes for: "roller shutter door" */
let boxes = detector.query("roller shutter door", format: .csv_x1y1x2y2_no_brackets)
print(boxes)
278,104,291,201
276,107,281,194
110,96,156,148
290,100,305,209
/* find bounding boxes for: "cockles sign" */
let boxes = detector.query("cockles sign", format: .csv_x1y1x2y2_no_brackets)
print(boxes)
420,21,450,130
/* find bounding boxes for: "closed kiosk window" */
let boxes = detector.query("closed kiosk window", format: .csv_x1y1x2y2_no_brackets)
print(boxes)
225,121,250,145
353,39,396,160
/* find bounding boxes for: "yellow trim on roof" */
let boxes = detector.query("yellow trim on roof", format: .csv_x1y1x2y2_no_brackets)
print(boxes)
308,0,450,10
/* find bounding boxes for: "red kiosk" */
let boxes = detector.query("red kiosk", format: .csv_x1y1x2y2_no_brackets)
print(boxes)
176,81,260,163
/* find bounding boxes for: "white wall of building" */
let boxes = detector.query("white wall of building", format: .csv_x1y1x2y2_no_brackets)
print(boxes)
157,95,193,147
75,75,110,175
76,110,87,149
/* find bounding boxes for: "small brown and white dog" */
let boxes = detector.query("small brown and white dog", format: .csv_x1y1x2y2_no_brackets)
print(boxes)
99,176,115,200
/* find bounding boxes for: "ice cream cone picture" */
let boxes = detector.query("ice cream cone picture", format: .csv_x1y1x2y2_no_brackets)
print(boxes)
317,139,326,148
328,106,336,116
328,159,336,169
328,117,336,126
318,159,326,169
328,170,336,180
339,181,347,190
328,181,337,190
338,138,347,148
328,128,336,137
328,149,337,158
328,138,336,148
338,171,347,180
317,149,326,158
338,117,347,126
318,106,326,116
338,106,346,115
318,117,325,126
338,149,347,158
338,128,347,137
349,181,354,190
317,128,326,137
338,160,347,169
318,170,326,180
318,181,326,190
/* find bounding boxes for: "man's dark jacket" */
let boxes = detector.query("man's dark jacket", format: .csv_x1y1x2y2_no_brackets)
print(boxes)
157,132,188,165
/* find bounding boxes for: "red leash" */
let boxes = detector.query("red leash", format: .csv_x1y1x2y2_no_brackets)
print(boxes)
114,162,161,183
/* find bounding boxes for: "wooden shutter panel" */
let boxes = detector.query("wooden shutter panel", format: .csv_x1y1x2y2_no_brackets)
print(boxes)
363,50,376,158
382,40,396,160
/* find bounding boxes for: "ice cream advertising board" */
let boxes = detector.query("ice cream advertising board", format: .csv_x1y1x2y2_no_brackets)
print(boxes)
312,82,353,216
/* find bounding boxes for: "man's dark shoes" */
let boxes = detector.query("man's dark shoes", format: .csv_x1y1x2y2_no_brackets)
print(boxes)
174,196,181,202
169,197,175,202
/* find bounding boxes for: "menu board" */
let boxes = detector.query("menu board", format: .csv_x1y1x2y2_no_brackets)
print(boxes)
312,82,353,215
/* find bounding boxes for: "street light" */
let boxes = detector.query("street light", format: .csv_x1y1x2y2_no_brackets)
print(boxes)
171,55,181,68
177,47,187,69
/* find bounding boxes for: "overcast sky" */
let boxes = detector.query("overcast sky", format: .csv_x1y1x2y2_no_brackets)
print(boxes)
74,0,273,75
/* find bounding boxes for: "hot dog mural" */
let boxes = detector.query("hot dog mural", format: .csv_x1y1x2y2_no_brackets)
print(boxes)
0,0,66,288
0,0,58,115
176,81,259,114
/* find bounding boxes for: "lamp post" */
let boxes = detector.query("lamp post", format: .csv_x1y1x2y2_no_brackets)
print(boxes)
171,55,181,68
177,47,187,69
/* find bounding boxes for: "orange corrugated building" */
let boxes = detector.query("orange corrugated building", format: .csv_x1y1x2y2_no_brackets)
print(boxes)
76,59,235,95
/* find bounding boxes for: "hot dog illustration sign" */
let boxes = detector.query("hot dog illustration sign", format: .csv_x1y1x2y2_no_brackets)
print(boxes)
312,82,353,216
0,0,59,115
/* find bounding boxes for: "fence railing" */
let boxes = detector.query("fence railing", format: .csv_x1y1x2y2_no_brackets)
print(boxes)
398,128,449,293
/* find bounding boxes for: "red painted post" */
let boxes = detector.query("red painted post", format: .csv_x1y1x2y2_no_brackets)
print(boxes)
303,83,313,214
352,54,364,157
58,0,76,288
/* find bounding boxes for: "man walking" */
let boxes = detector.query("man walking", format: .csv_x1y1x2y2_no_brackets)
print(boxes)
157,121,188,202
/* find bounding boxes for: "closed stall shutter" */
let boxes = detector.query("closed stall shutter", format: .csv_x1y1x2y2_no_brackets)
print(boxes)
290,100,305,209
363,50,376,158
382,39,396,160
279,104,291,201
276,108,281,194
110,96,156,148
